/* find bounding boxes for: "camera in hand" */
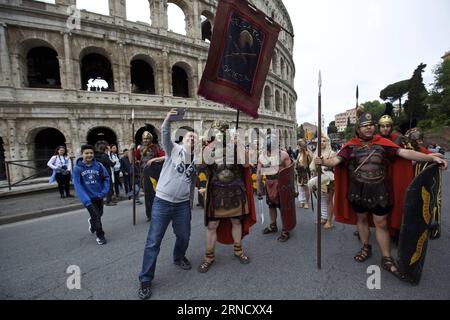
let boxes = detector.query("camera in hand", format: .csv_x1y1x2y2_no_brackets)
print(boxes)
59,165,70,175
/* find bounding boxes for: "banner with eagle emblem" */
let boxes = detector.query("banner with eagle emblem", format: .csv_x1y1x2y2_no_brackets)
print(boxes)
198,0,281,118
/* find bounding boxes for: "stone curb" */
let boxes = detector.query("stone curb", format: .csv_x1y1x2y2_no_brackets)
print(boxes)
0,203,84,226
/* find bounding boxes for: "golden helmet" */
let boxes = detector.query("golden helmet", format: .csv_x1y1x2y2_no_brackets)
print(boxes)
378,115,393,126
142,131,153,141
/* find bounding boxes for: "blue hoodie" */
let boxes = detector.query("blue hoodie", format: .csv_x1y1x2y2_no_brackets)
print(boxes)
73,158,110,207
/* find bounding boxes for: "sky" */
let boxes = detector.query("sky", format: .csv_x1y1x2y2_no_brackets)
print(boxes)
40,0,450,127
283,0,450,126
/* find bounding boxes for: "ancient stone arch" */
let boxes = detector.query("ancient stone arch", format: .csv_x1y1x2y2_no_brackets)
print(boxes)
275,90,281,112
17,38,62,88
25,126,68,172
264,85,273,110
167,0,195,37
171,60,194,98
79,47,115,91
86,126,119,147
130,54,157,94
0,0,297,181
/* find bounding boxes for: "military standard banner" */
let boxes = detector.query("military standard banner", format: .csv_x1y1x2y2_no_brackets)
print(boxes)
198,0,281,119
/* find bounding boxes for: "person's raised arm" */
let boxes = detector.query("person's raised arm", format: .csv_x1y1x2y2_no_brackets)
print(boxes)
161,108,178,157
398,148,448,170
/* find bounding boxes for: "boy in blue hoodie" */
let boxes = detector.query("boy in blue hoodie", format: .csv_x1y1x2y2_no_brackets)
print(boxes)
73,144,110,245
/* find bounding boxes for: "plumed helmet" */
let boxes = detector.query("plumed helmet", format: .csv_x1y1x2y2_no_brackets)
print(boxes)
404,127,423,150
378,115,394,126
405,127,423,141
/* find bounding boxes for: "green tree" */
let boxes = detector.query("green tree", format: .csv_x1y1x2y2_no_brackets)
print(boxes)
297,124,305,139
327,121,338,135
380,79,410,108
425,59,450,128
342,117,355,140
404,63,429,128
344,123,355,141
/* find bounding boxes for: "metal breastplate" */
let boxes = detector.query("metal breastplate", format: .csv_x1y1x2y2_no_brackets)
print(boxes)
349,145,387,183
212,164,242,184
209,164,246,211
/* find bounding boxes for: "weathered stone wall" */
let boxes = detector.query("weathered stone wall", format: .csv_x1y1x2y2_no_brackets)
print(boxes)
0,0,298,182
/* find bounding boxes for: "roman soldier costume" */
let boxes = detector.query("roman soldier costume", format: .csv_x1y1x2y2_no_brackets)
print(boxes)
198,121,256,273
260,135,297,241
334,112,413,231
134,131,165,220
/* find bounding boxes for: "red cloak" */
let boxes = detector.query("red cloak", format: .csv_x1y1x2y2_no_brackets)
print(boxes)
206,167,257,245
390,132,399,140
334,135,414,230
419,146,431,154
390,132,400,144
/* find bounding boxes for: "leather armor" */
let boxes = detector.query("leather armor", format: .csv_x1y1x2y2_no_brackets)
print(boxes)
348,144,387,183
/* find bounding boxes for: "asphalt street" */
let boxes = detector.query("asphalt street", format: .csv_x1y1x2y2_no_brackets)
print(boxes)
0,170,449,300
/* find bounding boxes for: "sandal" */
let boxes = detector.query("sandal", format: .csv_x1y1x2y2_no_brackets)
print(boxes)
277,231,290,242
262,223,278,234
381,256,407,281
234,253,250,264
354,243,372,262
323,223,334,229
197,259,214,273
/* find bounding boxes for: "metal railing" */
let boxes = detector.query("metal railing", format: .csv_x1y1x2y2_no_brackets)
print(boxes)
2,158,75,191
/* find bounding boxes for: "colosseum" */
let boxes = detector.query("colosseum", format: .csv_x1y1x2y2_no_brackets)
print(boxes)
0,0,297,183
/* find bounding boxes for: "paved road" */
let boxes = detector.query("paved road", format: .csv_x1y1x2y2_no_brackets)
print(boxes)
0,170,449,300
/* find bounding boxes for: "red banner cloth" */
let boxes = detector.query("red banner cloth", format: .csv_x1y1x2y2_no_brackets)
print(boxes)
198,0,281,119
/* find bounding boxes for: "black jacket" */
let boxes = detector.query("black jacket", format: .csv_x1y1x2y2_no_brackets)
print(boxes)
120,156,131,174
94,152,114,169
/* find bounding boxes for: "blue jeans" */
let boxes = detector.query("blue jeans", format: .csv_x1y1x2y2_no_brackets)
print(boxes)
139,197,191,283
